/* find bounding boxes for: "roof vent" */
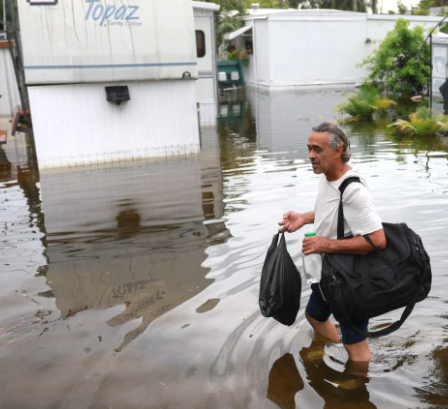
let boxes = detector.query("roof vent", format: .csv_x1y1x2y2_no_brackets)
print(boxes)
252,3,260,13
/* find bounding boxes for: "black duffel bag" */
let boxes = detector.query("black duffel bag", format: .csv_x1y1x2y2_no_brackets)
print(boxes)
259,233,302,326
319,177,432,338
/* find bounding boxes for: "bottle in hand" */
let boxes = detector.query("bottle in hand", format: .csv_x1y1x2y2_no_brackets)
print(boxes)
302,232,323,284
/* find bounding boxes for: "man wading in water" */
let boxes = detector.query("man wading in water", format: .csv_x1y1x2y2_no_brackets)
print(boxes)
278,122,386,362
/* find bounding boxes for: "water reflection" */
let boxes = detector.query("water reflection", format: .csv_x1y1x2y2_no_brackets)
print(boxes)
267,353,304,409
299,338,375,408
1,88,448,408
38,127,228,352
266,336,376,409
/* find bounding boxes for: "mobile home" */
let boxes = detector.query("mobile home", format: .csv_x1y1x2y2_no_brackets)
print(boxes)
228,9,446,89
16,0,200,169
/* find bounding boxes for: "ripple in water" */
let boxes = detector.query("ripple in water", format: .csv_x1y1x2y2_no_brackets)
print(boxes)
0,89,447,408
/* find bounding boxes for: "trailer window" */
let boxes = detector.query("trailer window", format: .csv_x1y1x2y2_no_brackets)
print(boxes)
196,30,205,58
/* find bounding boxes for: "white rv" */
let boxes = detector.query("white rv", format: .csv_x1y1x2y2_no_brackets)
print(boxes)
16,0,200,169
193,1,220,126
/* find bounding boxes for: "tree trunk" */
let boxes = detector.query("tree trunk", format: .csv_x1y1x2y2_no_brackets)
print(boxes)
279,0,284,8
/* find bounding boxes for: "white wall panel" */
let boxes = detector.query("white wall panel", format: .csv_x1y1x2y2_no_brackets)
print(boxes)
198,102,218,126
29,80,200,168
196,78,215,102
367,15,443,43
0,48,21,117
254,21,271,85
244,55,256,86
268,19,366,87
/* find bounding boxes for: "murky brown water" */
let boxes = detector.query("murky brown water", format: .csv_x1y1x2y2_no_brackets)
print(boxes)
1,88,448,409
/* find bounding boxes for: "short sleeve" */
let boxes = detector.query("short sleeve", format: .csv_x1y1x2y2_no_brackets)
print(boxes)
342,183,383,237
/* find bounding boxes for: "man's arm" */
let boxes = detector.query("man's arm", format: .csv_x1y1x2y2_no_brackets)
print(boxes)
279,211,315,233
302,228,386,255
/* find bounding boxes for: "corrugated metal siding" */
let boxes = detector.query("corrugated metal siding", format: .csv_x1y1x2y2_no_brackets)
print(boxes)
29,80,200,169
0,48,21,117
198,102,217,126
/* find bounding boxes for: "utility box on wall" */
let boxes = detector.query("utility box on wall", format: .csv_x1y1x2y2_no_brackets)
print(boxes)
17,0,200,169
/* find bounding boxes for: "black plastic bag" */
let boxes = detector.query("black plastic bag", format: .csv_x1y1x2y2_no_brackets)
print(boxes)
259,233,302,326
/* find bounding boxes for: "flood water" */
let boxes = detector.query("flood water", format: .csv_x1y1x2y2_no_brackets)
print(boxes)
1,88,448,409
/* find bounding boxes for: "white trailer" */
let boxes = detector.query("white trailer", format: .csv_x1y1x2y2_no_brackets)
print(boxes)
17,0,200,169
229,9,446,89
193,1,220,126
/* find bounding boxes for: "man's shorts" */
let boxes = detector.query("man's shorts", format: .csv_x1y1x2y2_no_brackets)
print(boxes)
306,283,369,345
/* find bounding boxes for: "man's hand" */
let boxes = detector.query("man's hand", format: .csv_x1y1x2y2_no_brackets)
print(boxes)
302,229,387,255
302,235,332,255
278,211,310,233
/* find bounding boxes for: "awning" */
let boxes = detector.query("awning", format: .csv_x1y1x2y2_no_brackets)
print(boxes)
224,26,253,41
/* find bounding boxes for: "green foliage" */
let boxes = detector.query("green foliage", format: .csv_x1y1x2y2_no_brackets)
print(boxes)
436,7,448,34
397,0,407,14
199,0,246,46
417,0,434,10
411,0,433,14
389,107,448,136
216,14,244,46
388,10,396,14
335,85,396,120
318,0,367,12
374,98,397,112
226,48,249,66
209,0,246,14
361,19,430,94
411,8,430,15
287,0,300,7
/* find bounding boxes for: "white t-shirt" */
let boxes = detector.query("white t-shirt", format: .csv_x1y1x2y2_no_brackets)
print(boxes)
313,168,383,240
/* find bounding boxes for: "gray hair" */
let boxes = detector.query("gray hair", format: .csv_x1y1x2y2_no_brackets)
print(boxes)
311,122,351,163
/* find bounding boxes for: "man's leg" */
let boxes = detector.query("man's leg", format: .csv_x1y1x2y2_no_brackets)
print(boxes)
344,340,371,362
305,311,339,343
340,321,371,362
305,284,339,344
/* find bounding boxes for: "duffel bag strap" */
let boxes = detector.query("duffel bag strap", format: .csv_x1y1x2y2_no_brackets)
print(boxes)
338,177,361,240
332,278,420,338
